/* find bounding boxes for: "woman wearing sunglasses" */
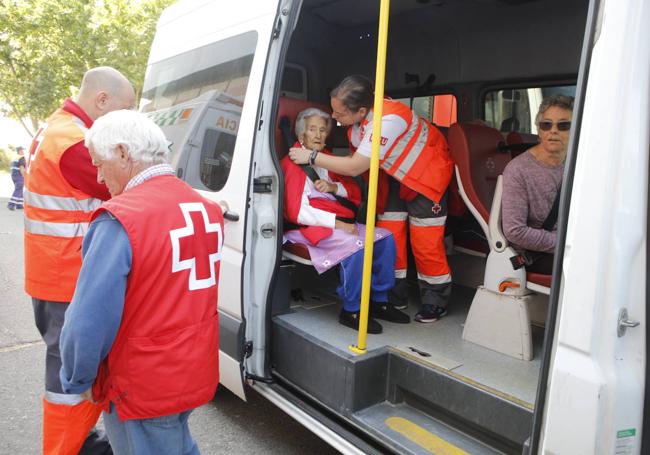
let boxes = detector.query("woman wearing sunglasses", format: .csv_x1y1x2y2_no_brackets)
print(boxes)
501,94,574,274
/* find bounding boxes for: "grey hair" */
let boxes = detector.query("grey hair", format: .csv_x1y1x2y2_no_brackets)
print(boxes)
85,110,170,164
536,94,575,124
295,108,332,139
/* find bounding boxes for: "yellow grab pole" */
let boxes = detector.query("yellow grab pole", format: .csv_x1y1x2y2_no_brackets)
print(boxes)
349,0,390,354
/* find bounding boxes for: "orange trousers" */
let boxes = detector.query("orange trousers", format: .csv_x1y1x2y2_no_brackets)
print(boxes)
42,397,103,455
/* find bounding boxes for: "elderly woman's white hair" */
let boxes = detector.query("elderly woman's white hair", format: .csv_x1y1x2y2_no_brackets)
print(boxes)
295,108,332,139
85,109,170,164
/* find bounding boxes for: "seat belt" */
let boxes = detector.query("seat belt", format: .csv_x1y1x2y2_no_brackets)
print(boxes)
509,185,562,270
541,184,561,231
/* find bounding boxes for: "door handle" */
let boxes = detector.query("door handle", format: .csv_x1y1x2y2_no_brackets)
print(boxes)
617,308,640,337
218,200,239,222
223,210,240,222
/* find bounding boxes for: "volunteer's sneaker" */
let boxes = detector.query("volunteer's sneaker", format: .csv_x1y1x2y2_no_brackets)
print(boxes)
370,303,410,324
414,305,447,323
339,310,383,334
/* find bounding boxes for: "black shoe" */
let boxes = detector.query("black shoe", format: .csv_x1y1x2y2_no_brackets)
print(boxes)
391,301,407,310
415,305,447,323
7,205,15,211
370,303,410,324
339,310,383,334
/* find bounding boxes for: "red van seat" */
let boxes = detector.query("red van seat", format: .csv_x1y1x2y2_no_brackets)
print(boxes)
448,123,511,223
506,131,539,145
527,272,552,288
283,242,311,260
506,131,539,158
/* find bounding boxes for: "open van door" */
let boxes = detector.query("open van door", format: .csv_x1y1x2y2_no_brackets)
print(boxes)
530,0,649,452
141,0,284,399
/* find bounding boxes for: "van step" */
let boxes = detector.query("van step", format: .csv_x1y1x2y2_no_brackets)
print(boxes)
353,402,503,455
272,316,532,453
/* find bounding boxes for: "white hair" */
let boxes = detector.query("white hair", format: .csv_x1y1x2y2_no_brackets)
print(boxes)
85,110,170,164
295,108,332,138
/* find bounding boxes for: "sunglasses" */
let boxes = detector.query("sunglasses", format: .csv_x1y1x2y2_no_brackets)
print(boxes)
538,120,571,132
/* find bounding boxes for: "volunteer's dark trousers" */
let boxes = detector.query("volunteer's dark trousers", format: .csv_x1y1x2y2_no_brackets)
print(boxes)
33,298,112,454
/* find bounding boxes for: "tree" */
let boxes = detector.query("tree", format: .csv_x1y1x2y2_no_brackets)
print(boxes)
0,0,174,136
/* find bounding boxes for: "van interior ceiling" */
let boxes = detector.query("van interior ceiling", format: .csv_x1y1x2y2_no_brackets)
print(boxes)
267,0,588,454
284,0,585,105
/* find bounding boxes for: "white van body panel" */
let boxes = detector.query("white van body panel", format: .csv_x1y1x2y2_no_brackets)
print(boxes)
541,0,649,452
144,0,282,399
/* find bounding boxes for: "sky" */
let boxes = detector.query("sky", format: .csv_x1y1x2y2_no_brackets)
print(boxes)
0,115,33,150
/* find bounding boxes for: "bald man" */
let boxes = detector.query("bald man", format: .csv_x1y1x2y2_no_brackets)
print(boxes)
24,66,134,455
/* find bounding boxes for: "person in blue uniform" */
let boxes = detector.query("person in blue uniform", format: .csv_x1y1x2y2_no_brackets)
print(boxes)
7,146,25,210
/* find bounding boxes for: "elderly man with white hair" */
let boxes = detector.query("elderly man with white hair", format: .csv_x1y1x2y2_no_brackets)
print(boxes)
60,110,224,455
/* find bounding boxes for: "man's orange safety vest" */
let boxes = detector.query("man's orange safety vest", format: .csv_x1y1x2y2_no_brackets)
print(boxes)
355,99,454,203
24,108,101,302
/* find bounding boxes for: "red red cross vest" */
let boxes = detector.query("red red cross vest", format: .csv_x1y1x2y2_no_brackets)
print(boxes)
91,174,223,420
350,99,454,203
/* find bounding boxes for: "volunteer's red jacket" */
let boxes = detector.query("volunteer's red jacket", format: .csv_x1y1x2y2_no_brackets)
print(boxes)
91,175,223,420
281,146,360,245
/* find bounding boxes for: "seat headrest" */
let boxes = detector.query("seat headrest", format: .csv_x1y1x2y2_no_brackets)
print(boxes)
448,123,511,222
506,131,539,158
500,116,520,132
506,131,539,145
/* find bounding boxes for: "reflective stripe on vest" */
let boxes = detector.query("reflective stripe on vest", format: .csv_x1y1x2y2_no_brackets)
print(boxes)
409,215,447,227
383,112,430,181
25,218,89,238
24,189,101,213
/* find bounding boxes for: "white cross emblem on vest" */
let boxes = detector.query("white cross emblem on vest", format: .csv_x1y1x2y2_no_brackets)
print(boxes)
170,202,222,291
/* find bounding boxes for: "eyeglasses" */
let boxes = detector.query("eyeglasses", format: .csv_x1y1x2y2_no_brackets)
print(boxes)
538,121,571,132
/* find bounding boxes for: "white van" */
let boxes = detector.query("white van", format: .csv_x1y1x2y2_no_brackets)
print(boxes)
140,0,649,453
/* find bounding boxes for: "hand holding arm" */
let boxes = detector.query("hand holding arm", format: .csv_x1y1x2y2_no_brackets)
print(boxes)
288,147,312,165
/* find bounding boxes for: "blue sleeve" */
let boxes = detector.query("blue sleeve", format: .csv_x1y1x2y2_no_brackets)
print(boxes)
59,211,132,394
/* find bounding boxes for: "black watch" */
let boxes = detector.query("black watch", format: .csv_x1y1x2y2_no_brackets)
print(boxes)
309,149,319,166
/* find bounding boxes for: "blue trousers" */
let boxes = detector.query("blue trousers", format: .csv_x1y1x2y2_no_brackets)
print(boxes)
103,403,199,455
337,236,396,312
8,175,23,208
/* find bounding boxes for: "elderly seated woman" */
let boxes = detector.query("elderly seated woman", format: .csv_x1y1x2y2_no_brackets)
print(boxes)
502,94,574,274
281,107,409,334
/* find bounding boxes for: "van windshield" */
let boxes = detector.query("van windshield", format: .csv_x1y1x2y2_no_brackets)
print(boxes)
141,31,258,113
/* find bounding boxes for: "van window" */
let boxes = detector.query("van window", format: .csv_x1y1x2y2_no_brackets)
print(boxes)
199,128,237,191
484,85,575,134
140,31,258,112
395,94,457,127
280,63,307,100
140,32,257,191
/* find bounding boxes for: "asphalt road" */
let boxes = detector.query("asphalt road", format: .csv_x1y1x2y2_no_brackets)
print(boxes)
0,194,338,455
